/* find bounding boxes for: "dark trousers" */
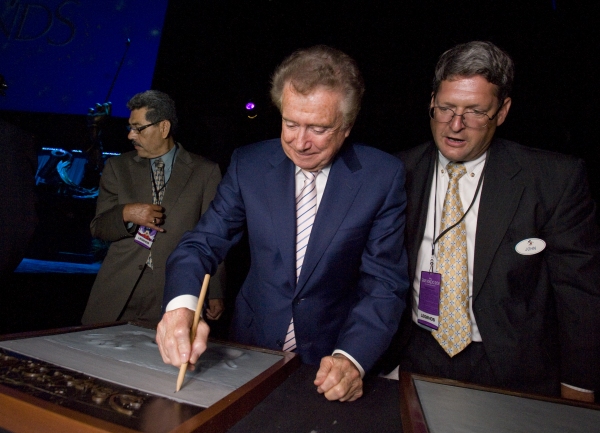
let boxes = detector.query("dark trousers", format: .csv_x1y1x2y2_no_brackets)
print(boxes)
401,323,499,387
400,323,560,396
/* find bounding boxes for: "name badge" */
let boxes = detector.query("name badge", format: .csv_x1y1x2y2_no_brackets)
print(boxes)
134,226,157,249
417,271,441,330
515,238,546,255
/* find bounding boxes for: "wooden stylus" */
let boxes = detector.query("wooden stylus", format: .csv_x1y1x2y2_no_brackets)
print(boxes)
175,273,210,392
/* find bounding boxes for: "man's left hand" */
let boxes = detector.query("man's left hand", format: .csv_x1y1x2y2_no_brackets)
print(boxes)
205,298,225,320
314,354,363,402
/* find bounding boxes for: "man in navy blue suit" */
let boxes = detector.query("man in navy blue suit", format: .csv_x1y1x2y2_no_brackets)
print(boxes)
156,45,409,401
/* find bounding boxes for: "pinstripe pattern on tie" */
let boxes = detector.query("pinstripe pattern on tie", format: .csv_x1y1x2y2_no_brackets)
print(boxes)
146,158,165,269
282,170,318,352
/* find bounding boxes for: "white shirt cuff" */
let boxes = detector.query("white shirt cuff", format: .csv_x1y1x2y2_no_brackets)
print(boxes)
165,295,198,312
332,349,365,378
561,382,594,393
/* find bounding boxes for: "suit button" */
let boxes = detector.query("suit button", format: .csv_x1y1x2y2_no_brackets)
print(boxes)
276,339,283,347
293,298,305,306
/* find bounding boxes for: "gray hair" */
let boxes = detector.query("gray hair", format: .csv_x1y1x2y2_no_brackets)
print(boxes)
270,45,365,129
127,90,178,135
433,41,514,105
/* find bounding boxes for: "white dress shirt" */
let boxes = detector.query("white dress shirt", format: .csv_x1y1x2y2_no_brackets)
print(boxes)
412,152,486,341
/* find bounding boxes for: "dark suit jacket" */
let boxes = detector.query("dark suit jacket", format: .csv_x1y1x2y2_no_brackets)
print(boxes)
165,139,409,372
82,144,223,324
384,138,600,392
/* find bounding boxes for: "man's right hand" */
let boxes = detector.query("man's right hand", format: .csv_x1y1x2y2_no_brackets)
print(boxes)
156,308,210,367
123,203,165,232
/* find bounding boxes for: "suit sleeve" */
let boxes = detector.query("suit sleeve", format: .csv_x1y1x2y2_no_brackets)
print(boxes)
335,164,410,373
164,150,246,305
90,158,134,242
544,159,600,391
200,163,226,300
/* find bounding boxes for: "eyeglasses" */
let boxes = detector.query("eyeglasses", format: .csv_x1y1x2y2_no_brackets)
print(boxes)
429,102,503,129
126,120,162,134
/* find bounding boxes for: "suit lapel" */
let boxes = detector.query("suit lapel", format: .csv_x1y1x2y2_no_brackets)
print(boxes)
472,141,524,299
160,146,192,211
405,145,436,282
130,154,152,203
295,145,363,294
265,146,297,290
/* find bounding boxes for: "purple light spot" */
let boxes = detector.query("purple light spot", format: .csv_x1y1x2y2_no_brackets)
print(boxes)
245,102,255,110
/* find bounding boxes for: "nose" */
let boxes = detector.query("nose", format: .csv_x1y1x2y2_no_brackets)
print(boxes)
292,127,312,151
128,129,136,140
449,112,466,132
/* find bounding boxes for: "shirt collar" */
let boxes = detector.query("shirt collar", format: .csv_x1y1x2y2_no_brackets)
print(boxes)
437,150,487,176
151,143,177,167
295,165,331,178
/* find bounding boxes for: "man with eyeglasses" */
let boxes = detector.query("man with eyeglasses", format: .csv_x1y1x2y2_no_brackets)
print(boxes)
82,90,225,326
379,41,600,402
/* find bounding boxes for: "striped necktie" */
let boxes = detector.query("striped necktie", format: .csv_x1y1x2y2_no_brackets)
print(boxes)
282,170,318,352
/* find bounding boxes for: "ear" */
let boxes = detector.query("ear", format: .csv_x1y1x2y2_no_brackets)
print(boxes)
160,120,171,138
430,92,435,108
495,97,512,127
344,125,352,138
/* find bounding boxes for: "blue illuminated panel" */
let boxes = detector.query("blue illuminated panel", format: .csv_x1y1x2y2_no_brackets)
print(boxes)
0,0,169,117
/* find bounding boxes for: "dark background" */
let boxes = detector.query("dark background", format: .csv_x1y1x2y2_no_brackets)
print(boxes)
1,0,599,334
153,0,600,171
4,1,600,169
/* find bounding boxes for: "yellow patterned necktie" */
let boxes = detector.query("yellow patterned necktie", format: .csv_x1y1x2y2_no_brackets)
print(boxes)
432,162,472,357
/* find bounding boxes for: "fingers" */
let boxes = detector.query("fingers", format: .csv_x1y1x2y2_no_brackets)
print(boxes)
189,320,210,365
314,355,363,402
123,203,166,231
155,308,194,366
205,299,225,320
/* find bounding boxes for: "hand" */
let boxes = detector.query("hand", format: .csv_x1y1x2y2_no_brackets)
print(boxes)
156,308,210,367
561,384,595,403
123,203,165,232
314,354,363,402
205,298,225,320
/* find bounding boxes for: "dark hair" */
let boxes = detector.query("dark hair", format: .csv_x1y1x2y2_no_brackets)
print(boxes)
270,45,365,129
127,90,178,135
433,41,514,104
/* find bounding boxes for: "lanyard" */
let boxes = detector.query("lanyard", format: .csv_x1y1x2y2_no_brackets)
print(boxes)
429,157,486,272
150,145,177,203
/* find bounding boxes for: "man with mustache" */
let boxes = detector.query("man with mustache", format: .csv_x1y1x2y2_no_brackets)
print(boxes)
82,90,224,326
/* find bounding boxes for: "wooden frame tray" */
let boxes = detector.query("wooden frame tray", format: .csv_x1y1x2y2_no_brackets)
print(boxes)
399,372,600,433
0,322,300,433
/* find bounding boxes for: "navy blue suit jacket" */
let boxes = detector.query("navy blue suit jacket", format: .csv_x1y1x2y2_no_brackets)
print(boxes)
165,139,409,372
